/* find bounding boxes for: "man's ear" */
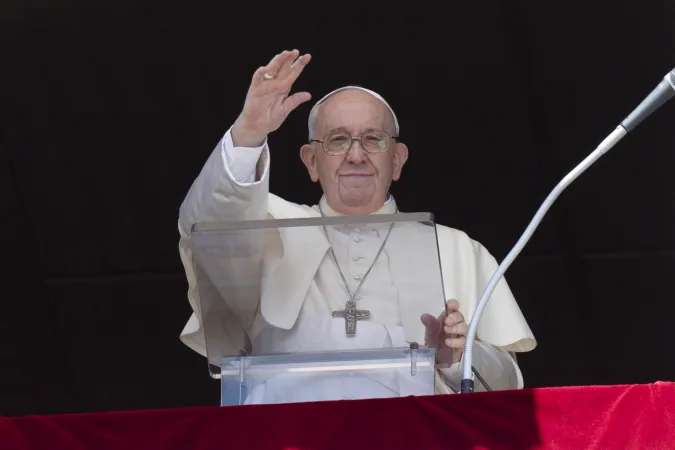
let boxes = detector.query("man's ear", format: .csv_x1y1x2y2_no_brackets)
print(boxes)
300,144,320,182
391,142,409,181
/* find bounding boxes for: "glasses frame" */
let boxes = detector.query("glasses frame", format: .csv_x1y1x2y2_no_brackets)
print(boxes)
309,129,399,156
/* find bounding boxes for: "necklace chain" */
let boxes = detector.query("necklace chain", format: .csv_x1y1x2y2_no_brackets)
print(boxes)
318,203,396,303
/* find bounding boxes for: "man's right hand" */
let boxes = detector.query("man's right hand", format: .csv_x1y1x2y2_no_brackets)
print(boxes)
231,49,312,148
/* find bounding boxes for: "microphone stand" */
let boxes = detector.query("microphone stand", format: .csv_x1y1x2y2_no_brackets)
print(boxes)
460,68,675,394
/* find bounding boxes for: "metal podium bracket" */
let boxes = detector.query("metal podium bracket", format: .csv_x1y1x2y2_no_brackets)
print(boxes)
409,342,419,376
208,363,221,380
237,349,248,405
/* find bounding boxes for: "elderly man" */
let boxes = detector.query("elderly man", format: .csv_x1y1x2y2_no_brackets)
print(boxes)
178,49,536,400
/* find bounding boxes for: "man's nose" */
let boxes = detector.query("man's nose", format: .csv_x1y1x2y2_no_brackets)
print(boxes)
345,140,367,163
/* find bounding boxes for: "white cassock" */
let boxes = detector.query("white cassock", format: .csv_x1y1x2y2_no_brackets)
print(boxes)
177,127,537,403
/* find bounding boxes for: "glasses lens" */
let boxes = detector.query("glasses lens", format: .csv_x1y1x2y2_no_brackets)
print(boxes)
360,131,390,153
324,133,352,154
323,130,391,154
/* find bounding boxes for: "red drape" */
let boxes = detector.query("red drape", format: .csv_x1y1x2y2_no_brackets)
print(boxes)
2,382,674,450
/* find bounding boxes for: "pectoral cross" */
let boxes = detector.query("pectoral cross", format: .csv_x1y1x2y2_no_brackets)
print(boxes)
332,300,370,336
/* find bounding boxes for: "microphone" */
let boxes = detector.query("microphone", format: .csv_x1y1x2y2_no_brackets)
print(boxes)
460,68,675,394
621,70,675,131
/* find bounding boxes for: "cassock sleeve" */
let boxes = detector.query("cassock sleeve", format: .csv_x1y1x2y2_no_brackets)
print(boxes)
435,341,523,393
434,227,535,392
177,127,272,356
471,241,536,353
221,129,267,185
178,127,270,236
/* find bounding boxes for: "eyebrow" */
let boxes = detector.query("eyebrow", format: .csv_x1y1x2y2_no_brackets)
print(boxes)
326,127,349,135
326,126,385,135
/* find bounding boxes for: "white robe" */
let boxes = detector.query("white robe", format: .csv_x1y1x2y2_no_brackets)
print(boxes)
177,127,537,402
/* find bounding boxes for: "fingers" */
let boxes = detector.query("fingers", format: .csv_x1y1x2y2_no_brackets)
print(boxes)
421,313,438,330
282,91,312,116
420,313,440,345
252,50,311,87
276,49,300,79
434,299,458,325
443,311,466,333
284,53,311,86
445,299,460,312
443,300,467,348
252,51,289,85
443,321,469,336
445,335,466,350
420,299,467,358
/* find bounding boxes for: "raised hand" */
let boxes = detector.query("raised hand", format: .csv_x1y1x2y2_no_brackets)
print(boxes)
232,49,312,147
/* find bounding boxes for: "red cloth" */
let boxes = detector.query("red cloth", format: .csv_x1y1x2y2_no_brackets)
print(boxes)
2,382,674,449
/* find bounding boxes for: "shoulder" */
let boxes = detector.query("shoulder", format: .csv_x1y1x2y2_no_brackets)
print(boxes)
435,223,479,249
267,193,319,218
435,223,495,261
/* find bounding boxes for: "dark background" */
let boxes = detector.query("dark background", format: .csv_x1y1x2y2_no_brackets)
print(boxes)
1,1,674,417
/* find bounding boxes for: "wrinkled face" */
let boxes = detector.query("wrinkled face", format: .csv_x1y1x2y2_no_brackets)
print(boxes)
300,90,408,215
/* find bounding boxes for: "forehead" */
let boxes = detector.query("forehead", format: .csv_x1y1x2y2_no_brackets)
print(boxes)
316,90,394,134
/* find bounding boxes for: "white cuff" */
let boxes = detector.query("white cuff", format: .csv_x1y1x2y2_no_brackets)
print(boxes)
437,341,522,392
221,128,268,185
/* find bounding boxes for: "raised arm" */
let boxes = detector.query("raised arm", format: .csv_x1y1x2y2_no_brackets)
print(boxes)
178,50,312,236
177,50,312,357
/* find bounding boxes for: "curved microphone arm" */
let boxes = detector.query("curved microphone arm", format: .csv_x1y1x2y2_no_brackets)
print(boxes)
460,68,675,394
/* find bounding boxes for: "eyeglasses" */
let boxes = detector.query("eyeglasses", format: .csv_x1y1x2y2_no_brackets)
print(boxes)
310,130,398,156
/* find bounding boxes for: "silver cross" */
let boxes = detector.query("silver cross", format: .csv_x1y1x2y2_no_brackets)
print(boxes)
332,300,370,336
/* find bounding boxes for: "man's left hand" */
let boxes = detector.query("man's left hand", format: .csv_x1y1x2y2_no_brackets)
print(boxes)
421,299,468,365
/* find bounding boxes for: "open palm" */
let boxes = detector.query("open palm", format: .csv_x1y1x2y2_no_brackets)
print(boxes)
237,50,312,136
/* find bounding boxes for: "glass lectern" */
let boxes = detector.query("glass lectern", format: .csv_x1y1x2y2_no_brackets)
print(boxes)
189,212,446,405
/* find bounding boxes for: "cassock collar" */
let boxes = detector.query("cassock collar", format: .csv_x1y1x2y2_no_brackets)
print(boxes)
317,194,398,217
315,195,398,239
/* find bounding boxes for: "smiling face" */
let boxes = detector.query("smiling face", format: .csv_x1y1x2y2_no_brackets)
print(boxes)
300,89,408,215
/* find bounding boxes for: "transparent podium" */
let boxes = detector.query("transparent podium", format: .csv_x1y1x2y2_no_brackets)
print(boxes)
189,212,447,406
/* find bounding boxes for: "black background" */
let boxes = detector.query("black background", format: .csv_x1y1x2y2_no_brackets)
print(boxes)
1,1,674,416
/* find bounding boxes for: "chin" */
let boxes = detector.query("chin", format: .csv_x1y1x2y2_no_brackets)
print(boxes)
338,191,376,208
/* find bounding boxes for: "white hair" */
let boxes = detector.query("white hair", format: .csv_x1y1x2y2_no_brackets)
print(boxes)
307,86,400,139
